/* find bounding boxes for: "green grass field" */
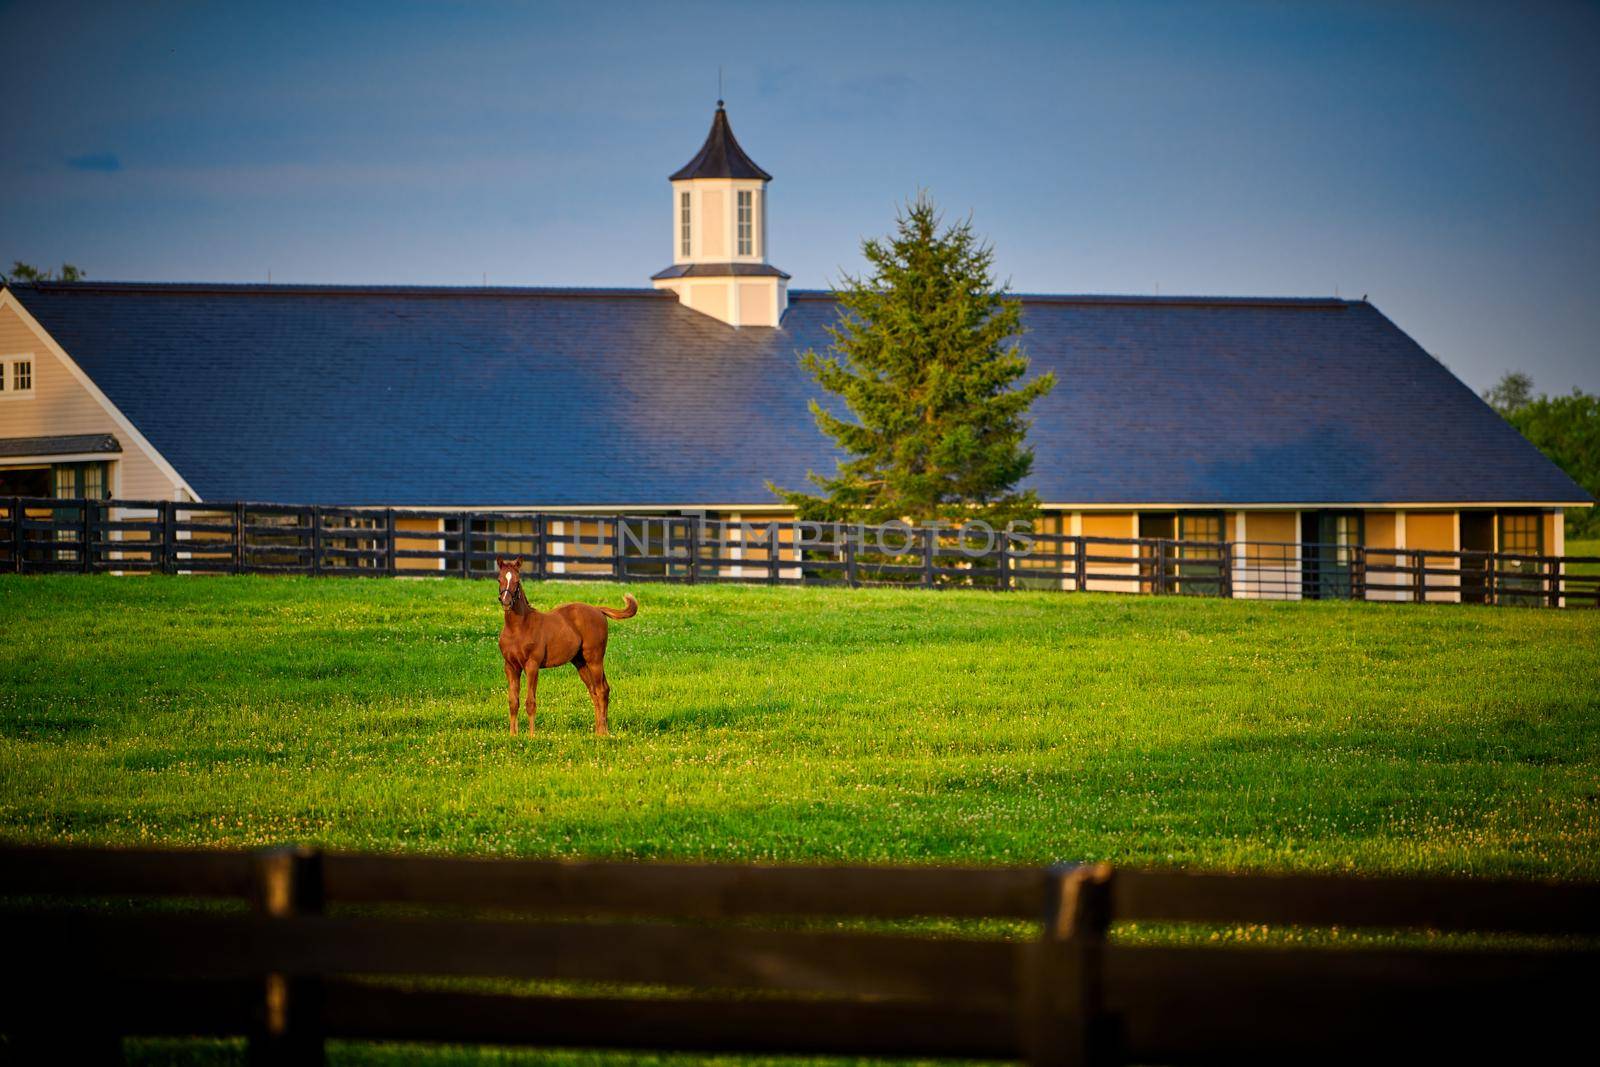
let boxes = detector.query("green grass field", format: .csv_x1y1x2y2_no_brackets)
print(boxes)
3,574,1597,878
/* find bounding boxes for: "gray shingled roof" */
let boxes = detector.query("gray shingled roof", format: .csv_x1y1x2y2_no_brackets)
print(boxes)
0,433,121,458
5,281,1589,508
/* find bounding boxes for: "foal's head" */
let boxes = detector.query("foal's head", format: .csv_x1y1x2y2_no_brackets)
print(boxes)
495,556,524,609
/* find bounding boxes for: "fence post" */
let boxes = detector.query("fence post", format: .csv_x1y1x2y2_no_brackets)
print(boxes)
688,517,700,584
8,496,20,573
1023,863,1116,1067
614,516,625,581
529,514,544,581
161,500,176,575
79,497,92,574
1350,545,1365,601
1152,540,1167,595
769,523,782,585
998,531,1011,591
1485,551,1497,606
845,525,859,588
250,846,325,1066
923,526,936,589
309,506,322,578
1218,539,1232,598
1074,537,1087,592
1548,559,1561,609
1413,550,1425,603
461,512,475,578
234,503,246,575
383,508,396,577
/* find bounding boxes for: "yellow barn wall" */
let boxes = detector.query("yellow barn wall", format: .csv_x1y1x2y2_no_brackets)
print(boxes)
394,517,445,572
0,303,179,501
1238,510,1300,600
1363,510,1403,600
1405,510,1459,602
1080,511,1135,592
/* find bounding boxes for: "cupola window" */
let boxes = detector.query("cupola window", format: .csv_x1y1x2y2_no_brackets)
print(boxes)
737,190,753,256
680,192,692,257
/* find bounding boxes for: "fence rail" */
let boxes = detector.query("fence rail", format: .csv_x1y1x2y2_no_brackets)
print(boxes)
0,844,1595,1064
3,497,1596,607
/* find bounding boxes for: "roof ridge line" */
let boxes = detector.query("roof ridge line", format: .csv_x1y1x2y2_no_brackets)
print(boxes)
11,281,676,298
787,289,1353,308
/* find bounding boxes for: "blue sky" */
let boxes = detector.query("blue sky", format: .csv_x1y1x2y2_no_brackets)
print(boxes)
3,0,1597,395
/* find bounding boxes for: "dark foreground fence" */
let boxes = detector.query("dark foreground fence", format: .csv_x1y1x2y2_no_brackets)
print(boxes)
4,497,1597,607
1,844,1595,1064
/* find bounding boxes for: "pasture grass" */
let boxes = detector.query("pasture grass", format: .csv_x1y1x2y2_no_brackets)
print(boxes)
2,574,1596,876
4,575,1598,1065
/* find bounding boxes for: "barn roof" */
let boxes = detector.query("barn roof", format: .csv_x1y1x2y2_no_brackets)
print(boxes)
4,281,1589,508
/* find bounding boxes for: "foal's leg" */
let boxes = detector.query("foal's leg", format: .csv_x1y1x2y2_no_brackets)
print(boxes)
504,660,522,736
577,656,611,736
524,664,539,735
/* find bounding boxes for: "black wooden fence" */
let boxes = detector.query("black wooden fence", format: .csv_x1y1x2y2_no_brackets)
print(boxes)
3,496,1596,607
2,843,1596,1064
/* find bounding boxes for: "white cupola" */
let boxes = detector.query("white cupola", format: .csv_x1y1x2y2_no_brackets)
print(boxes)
651,102,789,327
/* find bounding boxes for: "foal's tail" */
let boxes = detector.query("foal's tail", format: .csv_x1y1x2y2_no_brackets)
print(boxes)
597,593,638,620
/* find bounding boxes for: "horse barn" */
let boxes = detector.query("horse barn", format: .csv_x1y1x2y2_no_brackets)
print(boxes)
0,104,1591,602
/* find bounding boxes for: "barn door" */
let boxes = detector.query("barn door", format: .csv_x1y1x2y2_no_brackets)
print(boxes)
1302,511,1362,599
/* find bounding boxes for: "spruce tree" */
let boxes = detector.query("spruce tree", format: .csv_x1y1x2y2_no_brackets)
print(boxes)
771,194,1054,526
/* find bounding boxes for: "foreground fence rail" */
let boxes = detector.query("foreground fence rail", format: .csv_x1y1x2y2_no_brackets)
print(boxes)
0,844,1595,1064
3,496,1596,607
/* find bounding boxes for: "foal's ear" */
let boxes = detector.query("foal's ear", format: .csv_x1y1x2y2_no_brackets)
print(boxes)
511,556,523,569
495,556,507,569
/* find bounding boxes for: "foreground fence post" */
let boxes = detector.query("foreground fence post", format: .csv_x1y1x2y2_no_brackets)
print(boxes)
1074,537,1087,592
1023,863,1116,1067
251,846,325,1066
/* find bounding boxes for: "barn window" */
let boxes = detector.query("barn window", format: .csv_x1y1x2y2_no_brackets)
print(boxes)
1179,513,1222,544
1,358,34,396
1499,512,1542,556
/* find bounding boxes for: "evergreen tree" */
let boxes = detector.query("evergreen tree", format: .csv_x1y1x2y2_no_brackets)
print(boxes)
771,194,1054,526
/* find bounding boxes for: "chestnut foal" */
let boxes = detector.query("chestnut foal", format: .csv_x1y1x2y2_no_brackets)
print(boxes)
496,556,637,736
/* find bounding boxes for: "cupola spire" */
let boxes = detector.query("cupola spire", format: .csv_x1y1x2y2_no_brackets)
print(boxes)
669,103,773,182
